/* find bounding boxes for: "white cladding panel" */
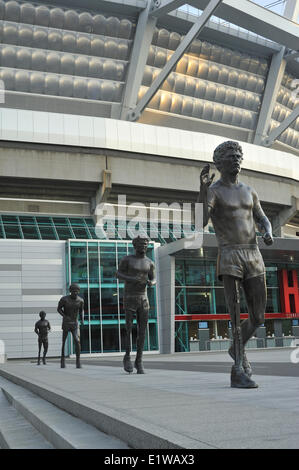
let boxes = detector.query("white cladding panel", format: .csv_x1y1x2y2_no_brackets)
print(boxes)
0,108,298,182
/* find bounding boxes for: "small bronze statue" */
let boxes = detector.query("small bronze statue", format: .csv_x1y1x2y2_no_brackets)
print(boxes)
34,311,51,365
198,141,273,388
116,236,156,374
57,283,84,369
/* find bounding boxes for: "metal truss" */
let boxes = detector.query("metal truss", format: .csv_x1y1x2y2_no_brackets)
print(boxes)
264,106,299,147
126,0,223,121
253,47,287,146
118,0,299,144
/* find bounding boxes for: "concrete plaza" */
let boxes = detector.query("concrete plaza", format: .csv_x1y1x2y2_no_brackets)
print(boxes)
0,348,298,449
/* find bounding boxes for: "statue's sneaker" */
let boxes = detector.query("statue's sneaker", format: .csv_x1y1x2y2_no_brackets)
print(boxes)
228,345,252,377
231,365,258,389
134,359,145,374
123,354,133,373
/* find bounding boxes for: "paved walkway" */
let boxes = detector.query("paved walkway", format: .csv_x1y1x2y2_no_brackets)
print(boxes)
0,349,299,449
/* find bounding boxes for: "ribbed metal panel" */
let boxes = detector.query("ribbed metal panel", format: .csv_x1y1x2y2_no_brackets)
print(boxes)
0,240,65,359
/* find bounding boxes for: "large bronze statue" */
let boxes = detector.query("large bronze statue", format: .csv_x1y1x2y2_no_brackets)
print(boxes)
34,311,51,365
199,141,273,388
57,283,84,369
116,236,156,374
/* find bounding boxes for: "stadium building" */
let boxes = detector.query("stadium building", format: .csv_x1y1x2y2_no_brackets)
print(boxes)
0,0,298,359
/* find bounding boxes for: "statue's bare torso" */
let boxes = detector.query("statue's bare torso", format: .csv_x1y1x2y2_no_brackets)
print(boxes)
208,181,259,247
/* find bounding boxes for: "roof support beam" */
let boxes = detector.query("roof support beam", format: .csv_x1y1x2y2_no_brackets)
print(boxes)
127,0,223,121
150,0,187,17
264,106,299,147
285,51,299,62
114,0,157,120
272,196,298,237
187,0,299,50
253,47,286,146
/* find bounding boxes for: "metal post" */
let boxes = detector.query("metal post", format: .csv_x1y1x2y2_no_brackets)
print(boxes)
118,0,157,120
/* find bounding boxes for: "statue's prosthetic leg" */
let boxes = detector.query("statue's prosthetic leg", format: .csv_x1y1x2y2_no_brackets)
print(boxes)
123,308,134,373
230,279,258,389
37,339,42,365
134,302,149,374
42,340,48,365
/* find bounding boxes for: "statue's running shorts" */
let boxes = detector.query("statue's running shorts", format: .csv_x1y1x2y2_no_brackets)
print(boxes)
123,294,149,314
217,244,265,281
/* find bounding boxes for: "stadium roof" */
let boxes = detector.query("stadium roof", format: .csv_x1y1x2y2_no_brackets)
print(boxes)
0,0,298,155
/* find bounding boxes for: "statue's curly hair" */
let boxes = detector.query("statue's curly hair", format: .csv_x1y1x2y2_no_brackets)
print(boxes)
213,141,243,168
132,235,149,246
69,283,80,291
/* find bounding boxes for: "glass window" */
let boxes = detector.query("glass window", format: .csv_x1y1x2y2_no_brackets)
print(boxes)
4,224,23,239
2,215,18,224
21,225,40,239
102,324,120,352
90,324,102,353
39,225,57,240
147,286,157,319
68,240,159,355
56,226,73,240
175,321,189,352
19,216,35,225
175,259,220,287
88,226,100,239
101,287,118,320
116,243,128,267
88,244,99,284
265,265,279,287
79,324,90,354
69,218,86,227
187,288,211,315
70,244,87,284
36,216,52,225
52,217,68,226
100,243,117,284
148,323,158,350
72,227,90,239
266,288,281,313
214,288,229,314
89,288,100,321
175,287,188,315
0,222,5,238
175,260,185,285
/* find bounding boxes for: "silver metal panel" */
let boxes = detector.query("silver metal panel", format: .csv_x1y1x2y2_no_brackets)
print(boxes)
0,239,65,359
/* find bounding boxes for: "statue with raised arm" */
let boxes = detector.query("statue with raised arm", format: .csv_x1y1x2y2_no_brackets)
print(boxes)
198,141,273,388
116,236,156,374
34,311,51,365
57,283,84,369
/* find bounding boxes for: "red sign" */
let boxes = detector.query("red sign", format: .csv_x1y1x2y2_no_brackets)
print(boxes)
175,313,286,321
279,269,299,315
175,269,299,322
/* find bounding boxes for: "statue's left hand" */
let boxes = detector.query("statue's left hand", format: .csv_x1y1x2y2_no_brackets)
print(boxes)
263,232,273,246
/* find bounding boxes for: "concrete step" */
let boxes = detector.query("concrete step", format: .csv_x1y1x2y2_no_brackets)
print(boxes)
0,389,53,449
0,366,190,449
0,377,129,449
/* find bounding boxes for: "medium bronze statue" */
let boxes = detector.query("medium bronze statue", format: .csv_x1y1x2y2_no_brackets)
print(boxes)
34,311,51,365
116,236,156,374
57,283,84,369
198,141,273,388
